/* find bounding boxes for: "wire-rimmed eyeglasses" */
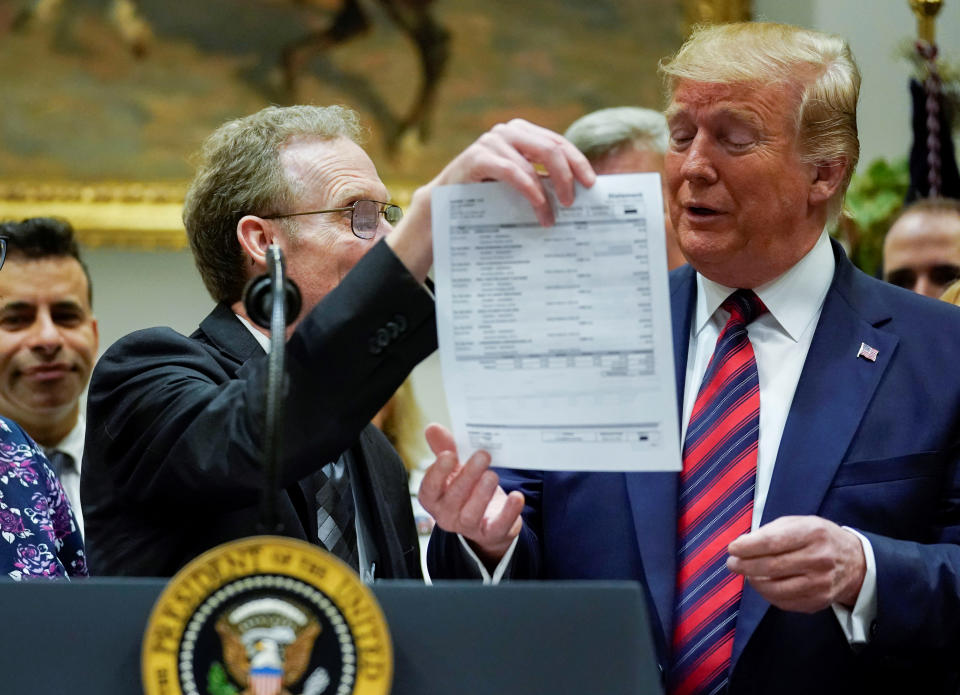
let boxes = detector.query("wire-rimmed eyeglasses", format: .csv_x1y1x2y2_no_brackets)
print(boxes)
261,199,403,240
0,236,8,271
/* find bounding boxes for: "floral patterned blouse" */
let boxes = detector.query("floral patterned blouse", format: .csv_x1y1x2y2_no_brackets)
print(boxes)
0,416,87,580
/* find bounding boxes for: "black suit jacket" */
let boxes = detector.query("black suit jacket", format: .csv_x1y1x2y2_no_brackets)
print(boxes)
82,241,437,578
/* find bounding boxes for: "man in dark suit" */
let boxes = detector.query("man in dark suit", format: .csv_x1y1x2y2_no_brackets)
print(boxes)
422,23,960,694
81,105,595,577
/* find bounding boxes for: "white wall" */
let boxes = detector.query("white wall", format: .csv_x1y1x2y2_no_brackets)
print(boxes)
84,248,211,354
754,0,960,170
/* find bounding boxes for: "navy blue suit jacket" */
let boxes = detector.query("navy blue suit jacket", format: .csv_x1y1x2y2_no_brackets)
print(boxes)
429,243,960,694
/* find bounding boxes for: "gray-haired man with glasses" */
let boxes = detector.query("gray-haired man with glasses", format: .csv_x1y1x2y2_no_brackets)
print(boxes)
81,103,593,577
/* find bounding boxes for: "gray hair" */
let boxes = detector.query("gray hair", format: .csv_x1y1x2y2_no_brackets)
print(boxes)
563,107,668,162
183,104,366,304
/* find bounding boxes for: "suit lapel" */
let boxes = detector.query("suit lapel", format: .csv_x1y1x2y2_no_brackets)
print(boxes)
349,426,419,579
625,265,695,641
731,246,899,665
197,303,266,365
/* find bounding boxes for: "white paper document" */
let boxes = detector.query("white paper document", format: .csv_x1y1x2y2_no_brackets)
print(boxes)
431,173,681,472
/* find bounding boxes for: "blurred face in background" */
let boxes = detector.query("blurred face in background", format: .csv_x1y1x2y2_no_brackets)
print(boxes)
883,210,960,298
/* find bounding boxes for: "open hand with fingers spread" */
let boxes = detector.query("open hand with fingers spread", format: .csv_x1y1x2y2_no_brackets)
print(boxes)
418,424,525,569
726,515,867,613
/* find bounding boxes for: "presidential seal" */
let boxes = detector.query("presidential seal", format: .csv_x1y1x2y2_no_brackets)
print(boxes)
142,537,392,695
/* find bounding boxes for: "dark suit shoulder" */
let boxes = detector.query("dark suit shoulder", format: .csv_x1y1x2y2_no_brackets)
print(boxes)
840,265,960,323
96,323,243,383
839,267,960,397
826,245,960,329
86,321,257,450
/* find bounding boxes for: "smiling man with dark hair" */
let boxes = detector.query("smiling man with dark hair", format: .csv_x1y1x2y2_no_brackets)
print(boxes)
0,217,98,537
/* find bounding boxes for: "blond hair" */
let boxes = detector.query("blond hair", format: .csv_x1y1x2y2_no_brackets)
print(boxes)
660,22,860,220
183,105,365,304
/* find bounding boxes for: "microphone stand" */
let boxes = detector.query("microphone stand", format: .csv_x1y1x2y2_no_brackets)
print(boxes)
259,244,293,534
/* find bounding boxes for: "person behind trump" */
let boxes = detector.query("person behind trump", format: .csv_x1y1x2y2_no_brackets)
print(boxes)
422,22,960,695
564,106,686,269
883,197,960,298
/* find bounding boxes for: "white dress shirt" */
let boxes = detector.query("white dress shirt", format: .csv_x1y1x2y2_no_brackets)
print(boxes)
465,231,877,642
44,414,86,539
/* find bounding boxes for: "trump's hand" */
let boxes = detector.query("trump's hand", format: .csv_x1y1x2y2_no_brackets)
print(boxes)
388,119,596,280
726,515,866,613
417,424,524,568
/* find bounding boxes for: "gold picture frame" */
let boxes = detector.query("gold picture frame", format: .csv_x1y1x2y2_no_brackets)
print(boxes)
685,0,751,26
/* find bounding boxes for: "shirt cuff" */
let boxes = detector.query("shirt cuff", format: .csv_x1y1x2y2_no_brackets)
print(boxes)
457,534,519,585
831,527,877,644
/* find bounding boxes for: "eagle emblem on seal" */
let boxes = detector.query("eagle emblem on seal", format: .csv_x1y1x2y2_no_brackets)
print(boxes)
213,597,327,695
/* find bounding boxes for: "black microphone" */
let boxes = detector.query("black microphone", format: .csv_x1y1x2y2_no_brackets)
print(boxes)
242,269,302,329
241,245,301,534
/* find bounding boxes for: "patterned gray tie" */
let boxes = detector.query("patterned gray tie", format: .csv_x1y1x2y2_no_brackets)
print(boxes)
45,450,72,479
315,458,359,570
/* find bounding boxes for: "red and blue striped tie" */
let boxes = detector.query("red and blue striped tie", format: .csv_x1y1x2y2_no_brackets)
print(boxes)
669,289,766,695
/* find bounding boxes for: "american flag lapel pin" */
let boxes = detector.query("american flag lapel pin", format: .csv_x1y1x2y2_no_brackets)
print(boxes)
857,342,879,362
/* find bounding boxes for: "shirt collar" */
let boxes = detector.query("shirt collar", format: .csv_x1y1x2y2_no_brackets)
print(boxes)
694,230,835,342
236,313,271,353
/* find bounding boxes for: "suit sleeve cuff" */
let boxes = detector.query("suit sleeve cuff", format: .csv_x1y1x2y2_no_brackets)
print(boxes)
381,239,436,297
457,534,519,585
831,526,877,644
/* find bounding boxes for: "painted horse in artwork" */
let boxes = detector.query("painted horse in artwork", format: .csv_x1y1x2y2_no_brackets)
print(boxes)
10,0,451,150
283,0,450,143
